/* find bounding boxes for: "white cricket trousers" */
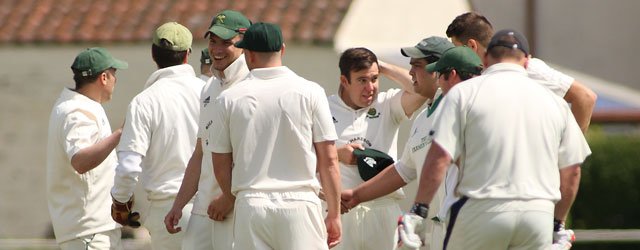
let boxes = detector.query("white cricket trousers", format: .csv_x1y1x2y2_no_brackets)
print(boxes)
59,229,122,250
335,197,402,250
444,198,554,250
182,212,234,250
143,199,192,250
233,190,328,250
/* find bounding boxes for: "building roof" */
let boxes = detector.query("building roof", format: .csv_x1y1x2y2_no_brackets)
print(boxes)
0,0,352,44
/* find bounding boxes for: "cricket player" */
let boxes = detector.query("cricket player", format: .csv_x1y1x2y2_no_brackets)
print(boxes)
330,47,428,250
46,47,127,249
343,46,483,250
446,12,596,133
164,9,250,250
206,22,342,249
110,22,204,250
408,29,591,250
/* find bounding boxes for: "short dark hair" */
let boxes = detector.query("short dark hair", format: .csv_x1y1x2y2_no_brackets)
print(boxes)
446,12,494,48
152,42,189,69
339,47,378,80
486,34,527,61
72,69,105,90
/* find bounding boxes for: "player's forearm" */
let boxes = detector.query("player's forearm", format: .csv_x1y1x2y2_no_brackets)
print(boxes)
315,141,342,218
564,81,597,133
378,60,415,93
354,166,406,203
414,143,450,205
173,142,204,209
111,150,142,203
555,165,581,221
212,152,234,198
71,128,122,174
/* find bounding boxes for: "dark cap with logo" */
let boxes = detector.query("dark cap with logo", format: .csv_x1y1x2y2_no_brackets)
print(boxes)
200,48,211,64
426,46,483,75
487,29,530,56
71,47,128,77
234,22,283,52
205,10,251,40
401,36,455,60
353,148,395,181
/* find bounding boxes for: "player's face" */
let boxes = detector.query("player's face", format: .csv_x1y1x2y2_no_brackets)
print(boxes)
340,63,379,109
103,69,117,102
409,58,437,98
437,70,459,94
208,34,243,72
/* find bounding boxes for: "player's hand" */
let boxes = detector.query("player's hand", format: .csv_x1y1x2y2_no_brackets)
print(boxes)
340,189,360,213
337,143,364,165
164,206,183,234
552,220,575,250
396,213,426,249
111,196,141,228
208,194,235,221
325,215,342,248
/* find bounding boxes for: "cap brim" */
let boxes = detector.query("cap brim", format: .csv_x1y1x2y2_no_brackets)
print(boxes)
234,40,247,49
400,47,427,58
425,61,438,73
111,58,128,69
206,26,237,40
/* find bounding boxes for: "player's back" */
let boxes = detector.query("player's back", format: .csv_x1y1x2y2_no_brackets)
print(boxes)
219,66,331,193
453,63,570,200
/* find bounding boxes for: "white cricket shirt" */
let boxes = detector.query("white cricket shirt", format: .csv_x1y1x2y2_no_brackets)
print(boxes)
46,88,120,243
206,66,337,194
431,63,591,201
114,64,204,201
192,55,249,215
328,88,408,198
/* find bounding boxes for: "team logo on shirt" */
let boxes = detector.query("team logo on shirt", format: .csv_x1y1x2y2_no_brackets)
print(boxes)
332,116,338,123
366,108,380,119
203,96,211,107
205,120,213,130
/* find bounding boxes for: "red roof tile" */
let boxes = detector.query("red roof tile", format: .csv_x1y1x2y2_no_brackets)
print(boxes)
0,0,353,44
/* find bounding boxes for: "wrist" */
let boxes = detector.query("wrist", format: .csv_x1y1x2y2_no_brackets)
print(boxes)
553,218,565,232
410,202,429,218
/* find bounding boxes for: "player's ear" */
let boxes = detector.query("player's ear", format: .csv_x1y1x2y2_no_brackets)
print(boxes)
280,43,286,57
467,39,479,52
100,71,109,85
339,75,350,88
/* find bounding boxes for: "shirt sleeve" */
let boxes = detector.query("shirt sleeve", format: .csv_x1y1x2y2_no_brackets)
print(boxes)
111,151,143,203
431,88,465,160
62,110,100,161
312,87,338,142
558,107,592,169
386,88,410,125
206,96,232,153
118,99,152,156
527,58,574,98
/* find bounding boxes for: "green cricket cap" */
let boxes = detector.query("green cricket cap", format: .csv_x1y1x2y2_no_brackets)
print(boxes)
401,36,455,59
205,10,251,40
426,46,483,75
152,22,193,51
234,22,283,52
71,47,128,77
200,48,211,64
353,148,395,181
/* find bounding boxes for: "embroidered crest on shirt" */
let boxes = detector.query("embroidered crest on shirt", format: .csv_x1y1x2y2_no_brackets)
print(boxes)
203,96,211,107
366,108,380,119
332,116,338,123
